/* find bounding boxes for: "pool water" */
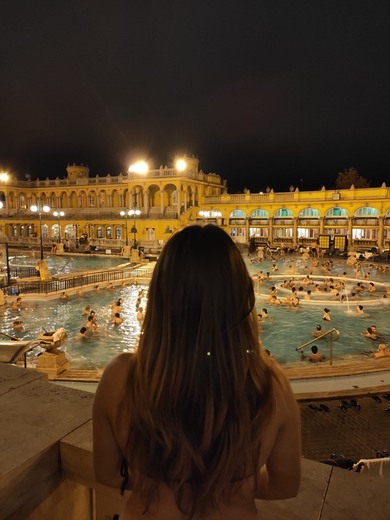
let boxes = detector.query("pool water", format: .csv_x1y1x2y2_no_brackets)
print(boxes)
247,256,390,365
1,284,145,369
8,254,127,274
0,254,389,369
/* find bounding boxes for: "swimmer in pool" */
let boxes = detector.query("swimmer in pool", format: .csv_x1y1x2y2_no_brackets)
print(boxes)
112,312,123,325
322,308,331,321
363,327,379,341
12,297,22,310
82,305,91,316
356,304,365,316
307,345,326,362
313,325,323,337
137,306,145,321
12,320,24,331
76,326,89,339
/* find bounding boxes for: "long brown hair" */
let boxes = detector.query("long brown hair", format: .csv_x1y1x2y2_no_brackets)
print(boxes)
125,225,276,517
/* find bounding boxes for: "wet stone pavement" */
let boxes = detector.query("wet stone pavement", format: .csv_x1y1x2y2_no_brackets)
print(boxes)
300,393,390,463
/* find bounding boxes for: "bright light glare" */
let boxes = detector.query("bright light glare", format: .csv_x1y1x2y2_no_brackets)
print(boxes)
129,209,141,216
175,159,187,171
31,204,50,213
53,211,65,217
128,161,148,174
0,202,3,209
0,172,9,182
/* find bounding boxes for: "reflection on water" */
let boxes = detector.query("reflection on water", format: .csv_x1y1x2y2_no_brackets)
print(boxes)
0,254,389,369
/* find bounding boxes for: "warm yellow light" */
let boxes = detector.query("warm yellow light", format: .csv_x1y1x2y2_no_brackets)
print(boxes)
0,172,9,182
31,204,51,214
175,159,187,172
128,161,148,174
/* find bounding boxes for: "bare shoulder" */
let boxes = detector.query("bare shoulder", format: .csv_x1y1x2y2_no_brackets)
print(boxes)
269,361,299,419
102,352,134,376
95,352,135,404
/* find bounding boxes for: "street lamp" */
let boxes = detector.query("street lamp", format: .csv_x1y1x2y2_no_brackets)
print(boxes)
53,211,65,243
128,161,148,175
120,209,141,247
175,158,187,172
30,204,50,260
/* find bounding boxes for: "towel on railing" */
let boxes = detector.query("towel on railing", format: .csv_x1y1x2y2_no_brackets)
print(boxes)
353,457,390,477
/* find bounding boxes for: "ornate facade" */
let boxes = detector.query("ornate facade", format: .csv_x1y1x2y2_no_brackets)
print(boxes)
1,158,389,252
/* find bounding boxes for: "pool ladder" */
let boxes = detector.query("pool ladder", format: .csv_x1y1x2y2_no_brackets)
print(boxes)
296,328,340,366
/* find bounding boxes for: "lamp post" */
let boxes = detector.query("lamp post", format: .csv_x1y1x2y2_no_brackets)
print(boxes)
120,209,141,247
30,204,50,260
129,208,141,247
120,210,130,246
125,160,148,248
53,211,65,243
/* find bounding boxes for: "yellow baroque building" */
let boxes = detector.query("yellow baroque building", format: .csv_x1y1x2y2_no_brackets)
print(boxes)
1,157,390,254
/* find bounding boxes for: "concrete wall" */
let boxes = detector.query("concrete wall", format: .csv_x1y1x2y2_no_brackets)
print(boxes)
1,362,389,520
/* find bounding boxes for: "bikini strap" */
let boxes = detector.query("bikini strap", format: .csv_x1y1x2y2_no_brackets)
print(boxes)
120,457,129,496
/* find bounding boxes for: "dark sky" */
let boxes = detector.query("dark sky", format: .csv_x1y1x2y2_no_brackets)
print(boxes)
1,1,389,193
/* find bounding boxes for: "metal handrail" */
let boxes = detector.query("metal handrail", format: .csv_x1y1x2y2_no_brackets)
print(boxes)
295,328,340,366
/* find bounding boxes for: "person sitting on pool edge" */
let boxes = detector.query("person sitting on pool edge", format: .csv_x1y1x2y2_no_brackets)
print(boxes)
307,345,326,362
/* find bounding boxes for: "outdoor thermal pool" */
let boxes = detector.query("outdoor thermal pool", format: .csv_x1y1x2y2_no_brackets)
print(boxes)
0,253,389,370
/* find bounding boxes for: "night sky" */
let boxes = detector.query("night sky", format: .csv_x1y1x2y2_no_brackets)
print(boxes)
1,1,389,193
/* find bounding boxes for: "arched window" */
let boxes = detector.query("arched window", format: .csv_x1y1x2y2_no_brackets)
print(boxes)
250,209,269,218
299,208,320,218
325,207,348,217
274,208,293,218
230,209,246,218
354,207,379,217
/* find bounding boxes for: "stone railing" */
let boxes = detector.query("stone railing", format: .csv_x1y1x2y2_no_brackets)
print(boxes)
2,362,389,520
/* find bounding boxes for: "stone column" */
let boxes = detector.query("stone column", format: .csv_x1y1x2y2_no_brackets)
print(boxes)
293,217,298,248
160,190,164,215
268,219,273,245
378,217,384,249
319,217,324,235
144,189,149,214
176,190,181,215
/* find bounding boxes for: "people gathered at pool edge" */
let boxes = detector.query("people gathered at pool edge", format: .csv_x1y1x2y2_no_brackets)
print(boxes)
93,224,301,519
